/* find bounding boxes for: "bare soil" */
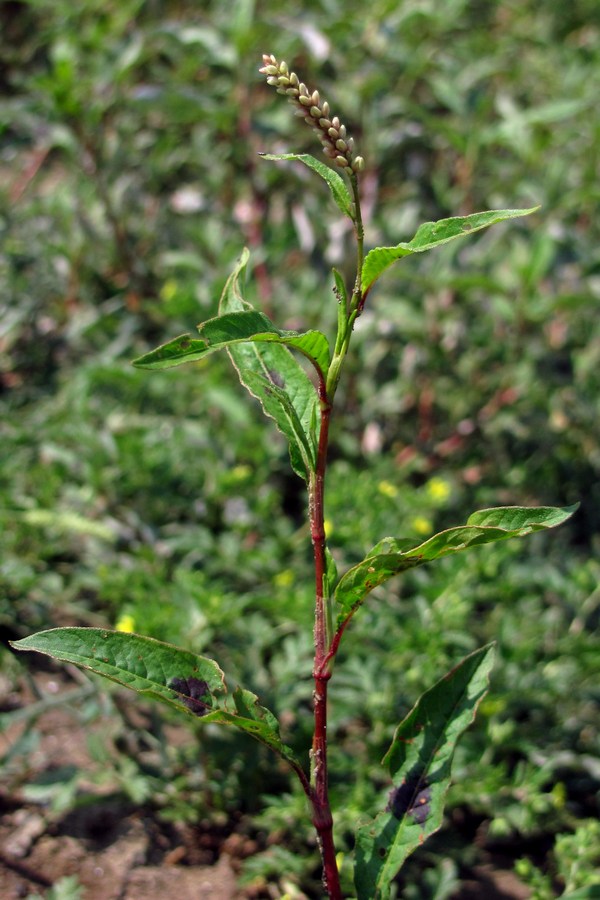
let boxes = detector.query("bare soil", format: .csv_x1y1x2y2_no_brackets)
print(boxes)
0,667,254,899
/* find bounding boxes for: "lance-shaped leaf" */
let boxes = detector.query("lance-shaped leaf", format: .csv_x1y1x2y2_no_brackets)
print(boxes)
354,644,495,900
260,152,355,220
132,309,330,381
218,248,321,480
334,505,576,629
362,207,540,295
10,628,302,772
10,628,225,710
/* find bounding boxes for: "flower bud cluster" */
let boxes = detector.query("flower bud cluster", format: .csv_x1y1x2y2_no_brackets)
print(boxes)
259,54,364,175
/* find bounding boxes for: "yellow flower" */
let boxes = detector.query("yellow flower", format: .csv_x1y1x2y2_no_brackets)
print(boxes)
115,614,136,633
160,279,178,303
378,480,398,498
231,464,251,481
274,569,294,588
412,516,432,536
324,518,334,538
426,477,451,504
550,782,566,809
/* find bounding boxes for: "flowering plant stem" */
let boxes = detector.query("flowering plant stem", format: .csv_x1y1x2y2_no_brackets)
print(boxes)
10,56,576,900
307,172,364,896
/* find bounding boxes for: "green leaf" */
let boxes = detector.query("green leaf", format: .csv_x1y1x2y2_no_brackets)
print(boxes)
465,505,576,530
354,644,495,899
283,330,331,377
218,248,321,480
10,628,302,770
201,687,302,769
132,309,330,379
332,267,348,307
238,368,318,478
362,207,540,294
334,505,576,629
561,889,600,900
132,249,328,480
10,628,225,712
325,547,338,596
260,152,355,220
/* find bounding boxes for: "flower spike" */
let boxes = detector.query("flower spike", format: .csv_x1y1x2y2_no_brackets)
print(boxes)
259,54,364,175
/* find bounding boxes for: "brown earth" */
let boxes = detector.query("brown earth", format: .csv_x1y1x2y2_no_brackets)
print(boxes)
0,667,264,900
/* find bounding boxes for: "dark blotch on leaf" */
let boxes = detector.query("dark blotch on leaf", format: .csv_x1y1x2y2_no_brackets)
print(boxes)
169,676,212,716
267,369,285,388
387,775,432,826
410,786,432,824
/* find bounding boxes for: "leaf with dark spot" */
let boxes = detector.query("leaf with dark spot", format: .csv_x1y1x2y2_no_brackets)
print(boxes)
169,676,212,716
410,787,432,824
354,644,496,899
267,369,286,388
387,775,432,825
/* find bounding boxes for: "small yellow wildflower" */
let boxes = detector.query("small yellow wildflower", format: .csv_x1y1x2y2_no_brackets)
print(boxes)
160,279,178,303
479,696,507,717
231,464,252,481
274,569,294,588
115,614,136,633
324,518,333,538
550,782,566,809
378,480,398,498
426,477,451,504
412,516,432,536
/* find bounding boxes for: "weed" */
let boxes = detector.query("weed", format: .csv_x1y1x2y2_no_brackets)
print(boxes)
11,54,577,899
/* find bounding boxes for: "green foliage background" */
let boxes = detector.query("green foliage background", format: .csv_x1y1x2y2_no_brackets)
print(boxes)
1,0,599,896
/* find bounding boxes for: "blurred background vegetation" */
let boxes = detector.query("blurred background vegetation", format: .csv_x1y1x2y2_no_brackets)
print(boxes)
1,0,599,896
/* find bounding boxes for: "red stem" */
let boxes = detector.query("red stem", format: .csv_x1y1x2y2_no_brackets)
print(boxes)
308,376,342,899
